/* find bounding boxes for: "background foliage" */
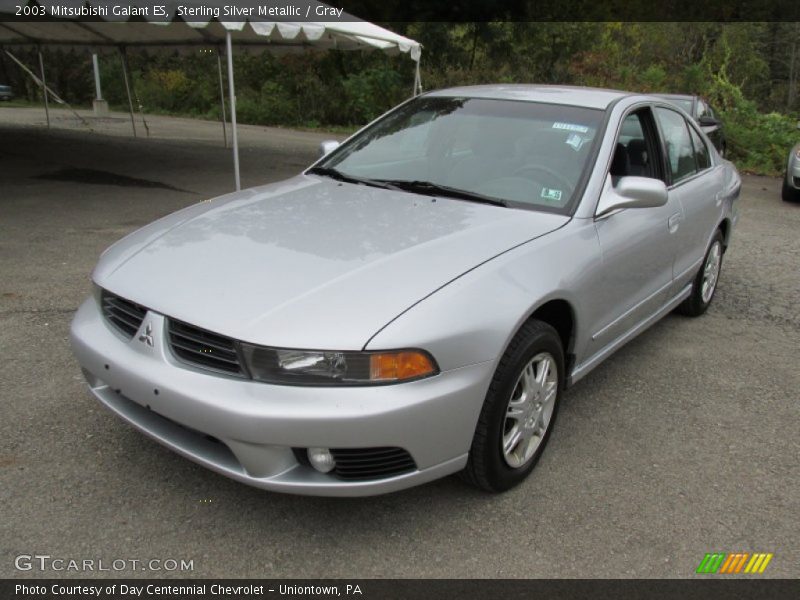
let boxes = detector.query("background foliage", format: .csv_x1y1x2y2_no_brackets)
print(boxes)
1,22,798,175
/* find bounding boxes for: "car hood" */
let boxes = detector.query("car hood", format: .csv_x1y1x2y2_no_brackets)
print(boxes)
94,175,568,349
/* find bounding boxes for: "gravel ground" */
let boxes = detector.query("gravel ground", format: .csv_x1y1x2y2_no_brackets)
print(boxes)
1,109,798,579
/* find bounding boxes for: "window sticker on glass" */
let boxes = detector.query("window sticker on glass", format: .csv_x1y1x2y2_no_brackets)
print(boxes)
565,133,589,151
541,188,563,202
553,122,589,133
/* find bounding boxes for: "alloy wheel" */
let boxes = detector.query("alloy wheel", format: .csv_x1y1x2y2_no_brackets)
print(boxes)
701,241,722,303
502,352,558,468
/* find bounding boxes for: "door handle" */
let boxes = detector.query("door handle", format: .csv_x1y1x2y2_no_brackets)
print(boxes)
668,213,681,233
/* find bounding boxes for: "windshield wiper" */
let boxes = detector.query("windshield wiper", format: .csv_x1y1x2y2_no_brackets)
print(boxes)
308,170,508,208
376,180,508,208
307,167,397,191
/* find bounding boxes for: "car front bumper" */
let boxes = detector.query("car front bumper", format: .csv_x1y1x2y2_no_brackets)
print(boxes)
789,156,800,190
70,297,493,496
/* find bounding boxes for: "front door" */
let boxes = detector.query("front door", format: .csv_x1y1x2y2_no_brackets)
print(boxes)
585,107,682,356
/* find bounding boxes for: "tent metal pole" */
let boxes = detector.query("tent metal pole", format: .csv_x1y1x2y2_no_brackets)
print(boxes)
216,47,228,148
119,47,137,137
225,31,240,191
37,48,50,128
6,49,89,127
92,53,102,100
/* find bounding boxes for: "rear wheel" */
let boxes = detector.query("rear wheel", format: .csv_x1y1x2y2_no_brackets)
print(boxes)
677,230,724,317
782,176,800,202
461,320,563,492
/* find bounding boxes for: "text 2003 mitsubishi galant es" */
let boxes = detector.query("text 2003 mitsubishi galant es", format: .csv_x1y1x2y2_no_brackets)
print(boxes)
70,85,741,496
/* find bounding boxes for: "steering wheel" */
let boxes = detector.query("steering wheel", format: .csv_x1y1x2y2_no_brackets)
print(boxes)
511,164,575,196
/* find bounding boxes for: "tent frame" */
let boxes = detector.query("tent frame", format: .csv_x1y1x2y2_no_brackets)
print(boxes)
1,16,422,193
37,47,50,127
225,31,241,191
119,47,137,137
216,47,228,148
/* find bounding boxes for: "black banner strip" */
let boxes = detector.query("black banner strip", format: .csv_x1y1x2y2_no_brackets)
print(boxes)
3,579,800,600
2,0,800,23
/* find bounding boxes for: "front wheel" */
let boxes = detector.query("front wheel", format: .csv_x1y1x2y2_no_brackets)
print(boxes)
677,230,724,317
461,320,563,492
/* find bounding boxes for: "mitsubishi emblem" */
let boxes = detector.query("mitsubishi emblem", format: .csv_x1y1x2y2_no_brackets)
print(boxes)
139,323,154,347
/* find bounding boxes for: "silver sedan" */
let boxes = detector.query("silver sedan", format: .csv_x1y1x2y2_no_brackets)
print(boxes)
70,85,741,496
783,142,800,202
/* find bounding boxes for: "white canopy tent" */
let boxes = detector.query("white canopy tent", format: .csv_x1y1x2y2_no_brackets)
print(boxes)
0,0,422,189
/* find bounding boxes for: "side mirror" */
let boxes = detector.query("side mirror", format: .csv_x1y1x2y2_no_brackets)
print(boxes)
796,121,800,130
698,115,720,127
319,140,340,157
596,176,668,218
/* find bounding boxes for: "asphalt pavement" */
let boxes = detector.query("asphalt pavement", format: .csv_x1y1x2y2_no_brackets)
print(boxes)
1,108,798,579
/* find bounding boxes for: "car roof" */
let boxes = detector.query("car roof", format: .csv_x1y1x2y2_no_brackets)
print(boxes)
425,84,632,110
653,93,696,100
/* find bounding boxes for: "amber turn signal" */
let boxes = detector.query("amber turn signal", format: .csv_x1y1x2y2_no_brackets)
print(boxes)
369,351,437,381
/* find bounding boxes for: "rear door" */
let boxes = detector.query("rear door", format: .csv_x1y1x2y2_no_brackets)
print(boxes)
654,106,723,295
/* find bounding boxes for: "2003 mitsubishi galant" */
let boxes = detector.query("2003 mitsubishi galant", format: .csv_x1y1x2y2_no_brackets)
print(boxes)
70,85,741,496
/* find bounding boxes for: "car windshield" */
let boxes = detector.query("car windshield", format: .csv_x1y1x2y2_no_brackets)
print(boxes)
316,97,604,213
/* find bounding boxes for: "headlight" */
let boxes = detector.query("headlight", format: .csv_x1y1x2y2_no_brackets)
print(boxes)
241,344,438,385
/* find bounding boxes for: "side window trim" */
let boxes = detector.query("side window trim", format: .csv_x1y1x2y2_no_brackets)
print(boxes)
638,107,667,184
652,104,675,186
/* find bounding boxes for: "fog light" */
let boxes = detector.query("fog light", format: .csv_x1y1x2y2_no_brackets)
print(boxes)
307,447,336,473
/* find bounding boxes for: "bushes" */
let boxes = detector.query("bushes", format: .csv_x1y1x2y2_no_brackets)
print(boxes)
235,81,296,125
342,67,405,123
707,70,798,175
119,44,797,176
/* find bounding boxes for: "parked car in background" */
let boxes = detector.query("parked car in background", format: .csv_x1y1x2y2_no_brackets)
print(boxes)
71,85,741,496
0,84,13,101
784,139,800,202
655,94,727,157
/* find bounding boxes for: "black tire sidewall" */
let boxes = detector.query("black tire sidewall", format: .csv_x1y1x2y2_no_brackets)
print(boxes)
686,231,725,316
783,177,800,202
479,323,564,491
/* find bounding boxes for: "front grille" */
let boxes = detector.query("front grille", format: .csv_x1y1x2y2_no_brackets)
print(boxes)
167,319,245,376
102,291,147,339
330,447,417,481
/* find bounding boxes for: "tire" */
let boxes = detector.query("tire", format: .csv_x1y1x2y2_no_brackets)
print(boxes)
782,176,800,202
677,230,724,317
461,320,564,492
